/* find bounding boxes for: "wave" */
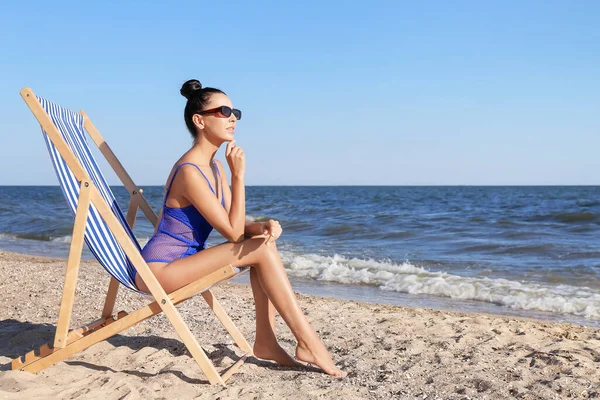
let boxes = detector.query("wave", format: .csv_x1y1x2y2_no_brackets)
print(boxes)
527,212,598,224
283,221,316,232
280,251,600,320
459,244,502,252
51,235,72,243
569,226,595,233
555,212,597,223
497,219,516,226
0,233,71,242
0,233,150,247
246,215,270,222
320,224,363,236
492,243,555,255
577,200,600,207
502,230,553,239
374,214,397,223
380,231,414,240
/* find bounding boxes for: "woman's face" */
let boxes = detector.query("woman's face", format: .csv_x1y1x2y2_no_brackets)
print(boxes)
194,92,237,143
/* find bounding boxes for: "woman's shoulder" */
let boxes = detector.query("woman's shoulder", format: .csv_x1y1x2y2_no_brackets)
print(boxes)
168,157,225,181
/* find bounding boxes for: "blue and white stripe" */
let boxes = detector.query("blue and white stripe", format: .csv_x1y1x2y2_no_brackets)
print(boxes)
37,96,141,292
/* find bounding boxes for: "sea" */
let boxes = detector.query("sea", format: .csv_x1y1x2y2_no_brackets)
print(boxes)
1,185,599,328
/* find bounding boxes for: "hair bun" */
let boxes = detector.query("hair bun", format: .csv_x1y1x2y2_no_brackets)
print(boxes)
180,79,203,100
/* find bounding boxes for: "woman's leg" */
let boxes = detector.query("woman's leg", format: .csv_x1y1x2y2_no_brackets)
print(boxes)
136,237,345,376
246,241,345,376
249,266,298,366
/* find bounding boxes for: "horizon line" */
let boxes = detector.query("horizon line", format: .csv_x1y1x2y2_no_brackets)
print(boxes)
1,184,598,188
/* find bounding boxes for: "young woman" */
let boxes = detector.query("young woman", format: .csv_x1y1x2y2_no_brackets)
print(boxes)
137,79,346,377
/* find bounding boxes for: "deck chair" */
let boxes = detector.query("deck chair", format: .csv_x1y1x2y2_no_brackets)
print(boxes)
11,87,253,385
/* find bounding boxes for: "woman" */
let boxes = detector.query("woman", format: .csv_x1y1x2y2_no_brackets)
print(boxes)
138,79,346,377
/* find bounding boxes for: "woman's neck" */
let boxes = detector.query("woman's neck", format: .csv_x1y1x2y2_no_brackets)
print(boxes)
189,139,218,166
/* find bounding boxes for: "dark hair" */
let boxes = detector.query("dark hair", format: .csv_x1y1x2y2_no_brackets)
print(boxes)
180,79,226,137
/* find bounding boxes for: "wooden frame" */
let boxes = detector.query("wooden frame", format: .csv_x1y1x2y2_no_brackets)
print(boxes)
12,88,253,386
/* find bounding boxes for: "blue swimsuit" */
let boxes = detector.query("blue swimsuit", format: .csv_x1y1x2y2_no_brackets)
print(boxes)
141,161,225,263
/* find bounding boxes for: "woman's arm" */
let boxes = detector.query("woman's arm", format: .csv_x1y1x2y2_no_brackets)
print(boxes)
244,220,266,237
228,173,246,242
179,161,245,243
216,159,265,238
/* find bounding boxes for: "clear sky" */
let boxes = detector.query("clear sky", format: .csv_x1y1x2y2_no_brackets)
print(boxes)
1,1,598,186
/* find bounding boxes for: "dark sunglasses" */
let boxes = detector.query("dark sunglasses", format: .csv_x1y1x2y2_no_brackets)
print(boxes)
198,106,242,120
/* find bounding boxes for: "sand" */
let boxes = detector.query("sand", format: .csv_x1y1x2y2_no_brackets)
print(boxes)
0,250,599,399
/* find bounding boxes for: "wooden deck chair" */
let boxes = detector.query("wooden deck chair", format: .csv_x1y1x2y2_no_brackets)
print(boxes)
11,87,253,385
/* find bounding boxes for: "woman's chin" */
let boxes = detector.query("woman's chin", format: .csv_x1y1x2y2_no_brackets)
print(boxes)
218,136,234,146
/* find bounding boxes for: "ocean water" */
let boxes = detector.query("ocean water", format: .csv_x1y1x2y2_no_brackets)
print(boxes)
1,185,599,327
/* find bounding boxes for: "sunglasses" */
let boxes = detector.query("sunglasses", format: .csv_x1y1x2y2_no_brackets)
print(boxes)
198,106,242,120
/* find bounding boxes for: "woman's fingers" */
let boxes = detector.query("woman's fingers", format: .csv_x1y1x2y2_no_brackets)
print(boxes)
229,145,244,159
225,140,236,157
266,219,282,244
226,140,245,177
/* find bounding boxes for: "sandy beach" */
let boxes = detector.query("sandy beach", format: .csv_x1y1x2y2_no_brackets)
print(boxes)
0,250,598,399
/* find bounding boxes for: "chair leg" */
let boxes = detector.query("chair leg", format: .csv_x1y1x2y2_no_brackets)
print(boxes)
53,181,91,349
101,277,120,318
160,306,224,385
221,354,249,383
202,290,254,355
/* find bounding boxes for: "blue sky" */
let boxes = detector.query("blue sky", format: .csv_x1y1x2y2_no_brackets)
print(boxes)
1,1,598,185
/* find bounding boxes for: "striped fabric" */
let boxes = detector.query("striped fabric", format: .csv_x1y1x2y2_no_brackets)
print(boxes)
37,96,141,292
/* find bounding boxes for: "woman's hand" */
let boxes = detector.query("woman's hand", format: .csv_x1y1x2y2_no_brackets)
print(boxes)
263,219,282,245
226,140,245,179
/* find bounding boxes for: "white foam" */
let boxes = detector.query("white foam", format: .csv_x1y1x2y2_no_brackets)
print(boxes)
2,230,598,320
280,251,600,320
0,233,72,243
51,235,72,243
246,215,269,222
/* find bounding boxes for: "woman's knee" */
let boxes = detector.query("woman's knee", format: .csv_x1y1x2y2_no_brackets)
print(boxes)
232,237,269,262
237,237,278,265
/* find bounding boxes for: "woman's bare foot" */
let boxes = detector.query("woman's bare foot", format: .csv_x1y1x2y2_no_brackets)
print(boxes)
296,343,347,377
253,340,300,367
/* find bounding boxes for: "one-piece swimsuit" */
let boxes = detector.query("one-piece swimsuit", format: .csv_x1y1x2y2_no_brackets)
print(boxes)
141,161,225,264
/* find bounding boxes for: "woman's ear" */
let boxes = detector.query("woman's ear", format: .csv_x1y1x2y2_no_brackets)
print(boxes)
192,114,205,130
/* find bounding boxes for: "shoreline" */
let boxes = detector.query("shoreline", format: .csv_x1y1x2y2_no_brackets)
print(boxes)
2,244,598,330
1,250,599,398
